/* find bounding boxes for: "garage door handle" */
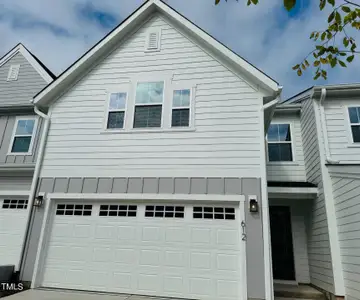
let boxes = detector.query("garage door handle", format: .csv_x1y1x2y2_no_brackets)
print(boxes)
241,221,246,241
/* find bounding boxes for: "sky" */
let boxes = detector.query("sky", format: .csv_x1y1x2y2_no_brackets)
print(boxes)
0,0,359,99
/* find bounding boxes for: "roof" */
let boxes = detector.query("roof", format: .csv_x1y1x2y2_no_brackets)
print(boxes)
0,43,55,83
33,0,280,107
285,82,360,104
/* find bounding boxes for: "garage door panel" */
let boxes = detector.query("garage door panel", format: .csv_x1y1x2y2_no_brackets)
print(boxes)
0,198,30,268
42,202,244,300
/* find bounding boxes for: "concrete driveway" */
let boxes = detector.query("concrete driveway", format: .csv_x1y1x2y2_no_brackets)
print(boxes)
5,289,183,300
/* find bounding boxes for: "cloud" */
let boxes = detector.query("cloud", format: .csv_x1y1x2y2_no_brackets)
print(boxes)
0,0,359,98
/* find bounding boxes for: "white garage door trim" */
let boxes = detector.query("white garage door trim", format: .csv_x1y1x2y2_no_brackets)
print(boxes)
32,193,247,300
0,191,31,270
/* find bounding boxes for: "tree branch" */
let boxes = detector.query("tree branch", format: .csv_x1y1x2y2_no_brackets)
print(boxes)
344,0,360,7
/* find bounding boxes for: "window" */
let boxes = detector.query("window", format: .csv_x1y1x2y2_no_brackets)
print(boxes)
145,205,185,218
145,31,160,51
106,92,127,129
193,207,236,220
348,107,360,143
172,89,191,127
2,199,28,210
9,118,37,154
267,124,293,162
56,204,92,216
99,205,137,217
7,65,20,81
134,82,164,128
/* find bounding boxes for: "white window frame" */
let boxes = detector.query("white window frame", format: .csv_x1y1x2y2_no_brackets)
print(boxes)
103,91,128,131
8,116,38,156
266,122,295,163
144,29,161,52
132,79,166,130
170,86,195,129
345,105,360,144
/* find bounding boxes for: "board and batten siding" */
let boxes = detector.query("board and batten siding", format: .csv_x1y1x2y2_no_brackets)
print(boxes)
266,113,306,182
0,52,47,106
332,176,360,300
41,14,264,179
300,98,335,293
0,115,42,166
324,98,360,163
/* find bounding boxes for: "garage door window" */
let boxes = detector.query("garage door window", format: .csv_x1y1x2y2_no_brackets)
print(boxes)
2,199,28,209
145,205,184,218
193,207,236,220
56,204,92,216
99,205,137,217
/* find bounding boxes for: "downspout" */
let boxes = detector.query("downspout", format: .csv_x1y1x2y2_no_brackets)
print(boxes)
260,87,281,300
18,105,50,279
318,88,340,164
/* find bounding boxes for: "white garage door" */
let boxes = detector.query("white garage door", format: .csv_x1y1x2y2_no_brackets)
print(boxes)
0,198,29,269
41,202,245,300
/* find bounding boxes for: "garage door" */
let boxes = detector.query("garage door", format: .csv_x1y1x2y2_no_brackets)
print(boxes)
41,202,245,300
0,198,29,269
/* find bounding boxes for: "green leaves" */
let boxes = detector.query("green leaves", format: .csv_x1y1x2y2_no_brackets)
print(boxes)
215,0,221,5
327,0,335,6
342,6,351,13
347,55,355,62
338,60,347,67
284,0,296,11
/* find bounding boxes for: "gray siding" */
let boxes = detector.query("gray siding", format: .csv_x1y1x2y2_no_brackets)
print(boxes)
300,99,334,292
0,174,32,191
332,176,360,300
0,115,42,166
30,176,265,299
0,52,47,106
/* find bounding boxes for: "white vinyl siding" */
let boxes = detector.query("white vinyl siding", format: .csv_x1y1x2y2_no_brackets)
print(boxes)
267,114,306,182
323,98,360,162
300,99,334,293
332,176,360,300
42,14,263,178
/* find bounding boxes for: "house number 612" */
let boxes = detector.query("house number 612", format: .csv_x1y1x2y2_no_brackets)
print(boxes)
241,221,246,241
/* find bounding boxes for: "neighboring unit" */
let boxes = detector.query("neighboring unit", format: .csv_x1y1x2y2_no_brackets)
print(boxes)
0,44,55,279
22,1,281,300
269,84,360,300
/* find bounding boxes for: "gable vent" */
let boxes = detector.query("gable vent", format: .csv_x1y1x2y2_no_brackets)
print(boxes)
146,31,160,51
7,64,20,81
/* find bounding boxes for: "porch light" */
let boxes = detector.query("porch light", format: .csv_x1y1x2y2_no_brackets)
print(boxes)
34,195,44,208
249,197,259,213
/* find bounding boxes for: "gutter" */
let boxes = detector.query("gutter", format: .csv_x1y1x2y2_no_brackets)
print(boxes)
18,105,51,279
317,88,340,164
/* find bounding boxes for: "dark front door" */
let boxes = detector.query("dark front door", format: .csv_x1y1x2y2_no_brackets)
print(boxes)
270,206,296,280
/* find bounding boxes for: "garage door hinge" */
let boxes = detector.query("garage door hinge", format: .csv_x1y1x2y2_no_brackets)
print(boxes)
241,221,246,241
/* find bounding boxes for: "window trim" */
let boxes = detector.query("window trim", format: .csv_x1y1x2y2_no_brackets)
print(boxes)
345,105,360,145
132,79,166,130
266,122,295,163
8,116,38,156
103,91,128,131
171,87,194,128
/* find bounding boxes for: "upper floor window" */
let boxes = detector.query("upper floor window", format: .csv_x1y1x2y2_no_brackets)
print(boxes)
267,124,293,162
172,89,191,127
348,107,360,143
9,117,37,155
133,81,164,128
106,92,127,129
